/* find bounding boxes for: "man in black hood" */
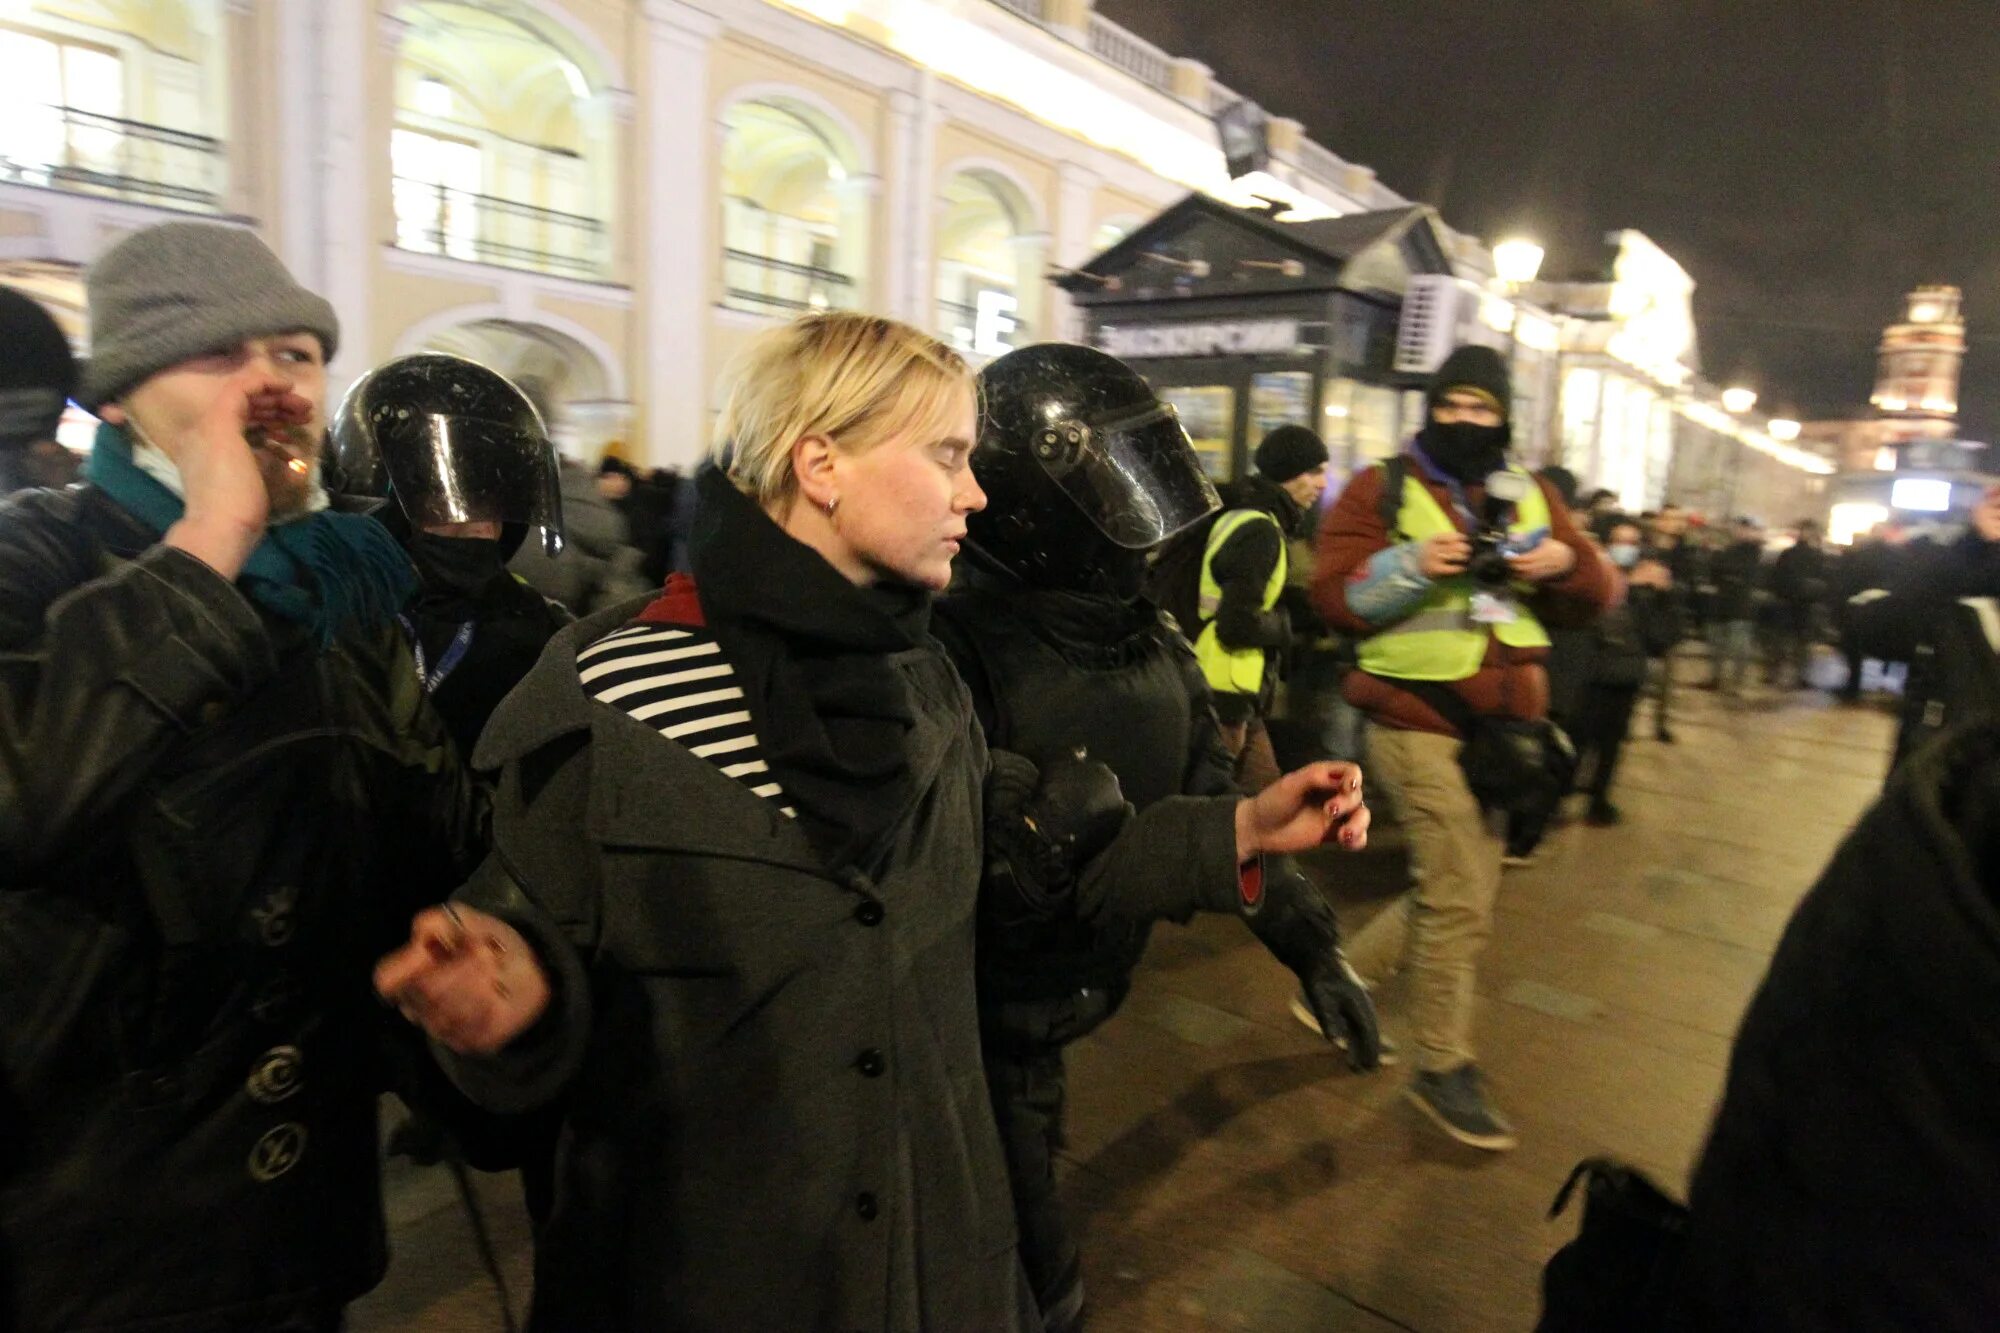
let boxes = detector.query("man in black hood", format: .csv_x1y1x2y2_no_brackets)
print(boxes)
1195,424,1333,788
0,285,81,494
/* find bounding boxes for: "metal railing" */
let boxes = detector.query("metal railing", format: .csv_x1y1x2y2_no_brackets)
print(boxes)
990,0,1044,21
1296,138,1348,194
1085,12,1172,92
392,178,606,278
721,248,857,315
0,106,222,211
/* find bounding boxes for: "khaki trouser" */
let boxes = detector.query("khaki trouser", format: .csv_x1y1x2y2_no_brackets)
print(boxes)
1343,726,1504,1074
1217,714,1283,793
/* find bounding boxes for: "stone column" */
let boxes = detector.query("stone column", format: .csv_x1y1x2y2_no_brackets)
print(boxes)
1050,161,1098,341
641,0,721,469
221,0,258,218
883,70,939,328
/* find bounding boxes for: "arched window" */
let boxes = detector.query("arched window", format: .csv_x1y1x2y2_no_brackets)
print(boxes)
0,0,227,210
936,168,1043,359
392,1,615,278
421,317,618,459
718,98,866,316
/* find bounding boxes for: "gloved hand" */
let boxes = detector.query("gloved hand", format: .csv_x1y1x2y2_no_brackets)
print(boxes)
1245,867,1381,1071
1296,947,1382,1072
984,747,1135,928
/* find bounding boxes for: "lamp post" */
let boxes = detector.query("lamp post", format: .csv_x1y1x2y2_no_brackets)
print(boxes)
1493,238,1545,288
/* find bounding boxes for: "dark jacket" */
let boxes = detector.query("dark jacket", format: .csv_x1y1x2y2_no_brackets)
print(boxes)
934,578,1277,1043
403,570,572,760
1204,475,1304,723
1313,457,1615,737
434,596,1035,1332
1769,541,1830,607
0,486,483,1332
1710,540,1765,624
1665,722,2000,1332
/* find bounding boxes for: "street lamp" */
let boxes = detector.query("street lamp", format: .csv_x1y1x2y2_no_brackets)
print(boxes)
1722,386,1758,415
1768,418,1801,442
1493,238,1545,287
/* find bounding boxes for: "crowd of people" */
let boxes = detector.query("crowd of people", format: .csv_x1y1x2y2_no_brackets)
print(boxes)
1,220,1997,1332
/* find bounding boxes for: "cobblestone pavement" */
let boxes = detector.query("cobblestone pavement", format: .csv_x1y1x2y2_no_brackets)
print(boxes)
353,651,1896,1333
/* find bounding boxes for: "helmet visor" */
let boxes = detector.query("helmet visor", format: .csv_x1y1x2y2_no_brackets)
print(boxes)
379,415,565,555
1032,402,1220,550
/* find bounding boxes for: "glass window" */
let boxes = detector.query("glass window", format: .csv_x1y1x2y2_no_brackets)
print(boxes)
719,101,863,316
0,30,124,188
1249,371,1312,440
1158,385,1236,482
937,170,1040,358
392,128,481,261
1350,383,1401,464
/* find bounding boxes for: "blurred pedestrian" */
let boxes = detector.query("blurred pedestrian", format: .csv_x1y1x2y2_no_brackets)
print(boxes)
1767,519,1830,689
1701,516,1767,696
1578,520,1676,824
508,451,648,613
0,221,482,1333
0,285,80,494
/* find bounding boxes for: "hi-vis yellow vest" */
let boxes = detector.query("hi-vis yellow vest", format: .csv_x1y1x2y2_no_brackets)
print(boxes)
1357,465,1553,682
1194,508,1287,696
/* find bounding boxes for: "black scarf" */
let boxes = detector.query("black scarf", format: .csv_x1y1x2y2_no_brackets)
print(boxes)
1417,420,1512,484
958,561,1166,671
688,468,931,874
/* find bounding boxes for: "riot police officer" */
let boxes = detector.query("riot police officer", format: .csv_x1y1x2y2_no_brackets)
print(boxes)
932,343,1381,1332
329,352,571,759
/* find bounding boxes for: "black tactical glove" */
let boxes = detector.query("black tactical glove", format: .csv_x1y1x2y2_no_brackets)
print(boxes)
984,747,1135,928
1247,869,1382,1071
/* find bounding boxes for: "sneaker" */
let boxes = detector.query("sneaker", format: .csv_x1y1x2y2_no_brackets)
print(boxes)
1502,848,1537,869
1406,1064,1517,1151
1289,992,1400,1066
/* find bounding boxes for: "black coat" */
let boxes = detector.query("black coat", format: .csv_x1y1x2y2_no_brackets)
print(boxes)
435,595,1036,1332
0,487,483,1332
1665,722,2000,1332
402,571,571,760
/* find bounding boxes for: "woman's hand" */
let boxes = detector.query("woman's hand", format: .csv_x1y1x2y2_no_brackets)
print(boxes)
1235,761,1370,860
375,904,551,1055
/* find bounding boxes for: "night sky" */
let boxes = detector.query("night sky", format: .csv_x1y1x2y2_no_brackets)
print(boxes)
1097,0,2000,438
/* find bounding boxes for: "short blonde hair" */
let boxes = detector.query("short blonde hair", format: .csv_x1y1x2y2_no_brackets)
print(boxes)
713,312,972,511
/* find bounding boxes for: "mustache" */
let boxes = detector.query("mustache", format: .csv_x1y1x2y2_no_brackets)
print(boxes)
246,423,315,474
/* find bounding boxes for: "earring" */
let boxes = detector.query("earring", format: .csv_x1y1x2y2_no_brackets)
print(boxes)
825,495,840,518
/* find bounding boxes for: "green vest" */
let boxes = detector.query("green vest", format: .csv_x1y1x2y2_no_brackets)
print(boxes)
1357,464,1553,682
1194,508,1287,696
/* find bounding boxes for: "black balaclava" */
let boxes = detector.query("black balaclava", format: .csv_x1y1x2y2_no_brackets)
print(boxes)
1418,344,1513,484
408,532,504,602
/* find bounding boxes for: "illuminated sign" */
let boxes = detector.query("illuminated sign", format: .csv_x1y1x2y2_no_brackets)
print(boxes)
973,290,1018,358
1098,318,1300,359
1891,478,1952,512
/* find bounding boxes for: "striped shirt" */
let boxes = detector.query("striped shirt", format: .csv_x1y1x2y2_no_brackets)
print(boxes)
577,620,797,818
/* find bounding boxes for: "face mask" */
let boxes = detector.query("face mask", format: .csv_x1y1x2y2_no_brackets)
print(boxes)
408,531,503,599
1609,543,1641,569
1419,420,1510,483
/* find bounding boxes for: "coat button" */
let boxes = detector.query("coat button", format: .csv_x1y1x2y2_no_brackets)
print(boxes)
252,885,300,947
248,1122,308,1182
854,1192,878,1221
856,1048,885,1078
853,899,884,927
246,1045,304,1104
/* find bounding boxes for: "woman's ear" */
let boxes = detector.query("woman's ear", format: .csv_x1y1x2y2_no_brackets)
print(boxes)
790,433,839,513
98,402,128,426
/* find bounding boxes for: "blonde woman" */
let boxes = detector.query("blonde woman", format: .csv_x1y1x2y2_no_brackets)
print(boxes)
376,313,1366,1330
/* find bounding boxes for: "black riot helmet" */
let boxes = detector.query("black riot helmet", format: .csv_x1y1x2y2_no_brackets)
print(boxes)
328,353,563,557
968,343,1218,597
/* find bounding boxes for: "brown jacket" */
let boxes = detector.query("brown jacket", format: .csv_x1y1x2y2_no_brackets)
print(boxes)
1310,459,1615,736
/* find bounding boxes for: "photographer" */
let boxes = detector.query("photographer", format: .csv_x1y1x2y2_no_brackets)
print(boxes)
1311,345,1612,1150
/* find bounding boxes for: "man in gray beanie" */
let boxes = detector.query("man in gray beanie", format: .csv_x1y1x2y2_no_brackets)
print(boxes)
0,220,491,1332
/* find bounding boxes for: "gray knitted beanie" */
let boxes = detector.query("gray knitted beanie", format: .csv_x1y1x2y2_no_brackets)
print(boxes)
80,222,339,410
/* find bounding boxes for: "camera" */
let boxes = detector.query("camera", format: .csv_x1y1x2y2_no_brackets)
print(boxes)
1465,471,1533,586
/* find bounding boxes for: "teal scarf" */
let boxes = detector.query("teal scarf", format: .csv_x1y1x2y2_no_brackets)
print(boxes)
84,421,415,647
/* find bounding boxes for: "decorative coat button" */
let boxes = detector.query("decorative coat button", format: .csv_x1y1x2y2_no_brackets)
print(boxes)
246,1045,304,1104
249,1123,308,1182
856,1049,885,1078
853,900,884,927
854,1192,878,1221
252,885,300,947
